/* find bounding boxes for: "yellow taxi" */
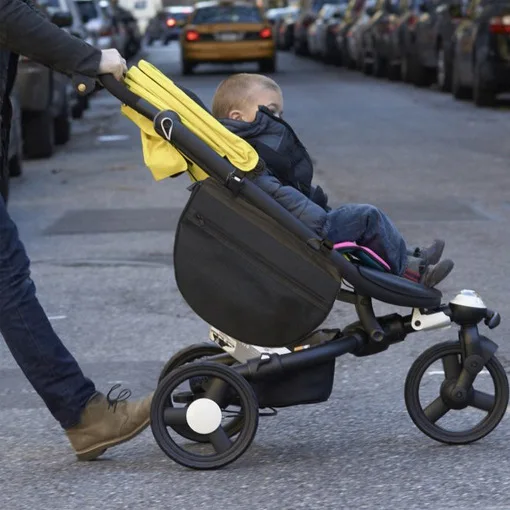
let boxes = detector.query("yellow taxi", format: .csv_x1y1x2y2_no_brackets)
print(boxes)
180,0,276,75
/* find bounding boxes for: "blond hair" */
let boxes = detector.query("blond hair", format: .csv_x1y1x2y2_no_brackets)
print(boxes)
211,73,281,119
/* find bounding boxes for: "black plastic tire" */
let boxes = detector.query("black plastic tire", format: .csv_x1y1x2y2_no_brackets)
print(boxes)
405,341,509,445
473,60,496,108
452,54,471,100
151,362,259,470
23,110,54,159
54,97,71,146
158,343,243,442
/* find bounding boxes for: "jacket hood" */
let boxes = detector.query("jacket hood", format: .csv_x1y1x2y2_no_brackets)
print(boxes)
219,108,286,148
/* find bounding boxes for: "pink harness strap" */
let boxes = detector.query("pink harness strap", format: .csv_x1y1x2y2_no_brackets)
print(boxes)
333,242,391,272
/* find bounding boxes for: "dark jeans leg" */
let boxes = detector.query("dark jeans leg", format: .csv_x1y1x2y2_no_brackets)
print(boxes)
0,195,96,429
327,203,408,275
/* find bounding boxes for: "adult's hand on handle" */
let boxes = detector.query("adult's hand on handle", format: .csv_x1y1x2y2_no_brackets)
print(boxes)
98,49,127,81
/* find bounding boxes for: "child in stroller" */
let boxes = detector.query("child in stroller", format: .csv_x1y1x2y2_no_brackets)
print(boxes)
211,73,454,288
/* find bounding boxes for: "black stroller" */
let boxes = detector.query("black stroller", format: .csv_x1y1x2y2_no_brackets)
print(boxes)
78,73,509,470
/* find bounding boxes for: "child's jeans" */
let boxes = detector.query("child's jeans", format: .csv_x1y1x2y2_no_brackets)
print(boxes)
327,204,408,275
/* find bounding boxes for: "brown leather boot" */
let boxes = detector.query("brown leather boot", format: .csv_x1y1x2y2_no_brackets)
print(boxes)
65,386,153,461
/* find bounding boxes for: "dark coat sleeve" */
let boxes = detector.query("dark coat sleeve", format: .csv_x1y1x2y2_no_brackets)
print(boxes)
247,169,331,238
0,0,101,76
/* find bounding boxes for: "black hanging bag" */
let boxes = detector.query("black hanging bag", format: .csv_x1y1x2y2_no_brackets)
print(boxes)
173,177,340,348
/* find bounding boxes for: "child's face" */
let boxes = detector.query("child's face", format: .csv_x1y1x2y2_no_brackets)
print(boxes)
228,85,283,123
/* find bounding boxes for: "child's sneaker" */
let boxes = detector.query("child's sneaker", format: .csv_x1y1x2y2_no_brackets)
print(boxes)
415,239,445,266
420,259,454,288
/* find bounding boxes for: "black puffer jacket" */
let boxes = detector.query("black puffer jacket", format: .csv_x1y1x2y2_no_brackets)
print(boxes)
221,107,329,209
220,108,331,238
0,0,101,173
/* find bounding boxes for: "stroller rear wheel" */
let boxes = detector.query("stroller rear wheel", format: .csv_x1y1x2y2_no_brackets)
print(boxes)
158,343,244,442
151,362,259,469
405,341,508,444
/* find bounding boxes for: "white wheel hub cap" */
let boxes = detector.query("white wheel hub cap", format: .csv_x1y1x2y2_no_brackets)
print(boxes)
186,398,222,435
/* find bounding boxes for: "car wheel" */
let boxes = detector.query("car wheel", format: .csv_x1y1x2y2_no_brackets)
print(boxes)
473,60,496,107
259,57,276,73
451,53,471,100
387,62,401,81
413,59,434,87
373,50,386,78
23,110,55,159
181,59,194,75
54,97,71,146
437,44,452,92
8,153,22,178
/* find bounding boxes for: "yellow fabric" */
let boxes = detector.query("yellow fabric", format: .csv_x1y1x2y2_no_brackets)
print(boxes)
120,60,259,182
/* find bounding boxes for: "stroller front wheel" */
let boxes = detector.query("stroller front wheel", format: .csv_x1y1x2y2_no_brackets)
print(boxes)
405,341,509,445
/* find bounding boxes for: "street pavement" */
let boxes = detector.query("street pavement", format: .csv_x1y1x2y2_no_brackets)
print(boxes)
1,43,510,510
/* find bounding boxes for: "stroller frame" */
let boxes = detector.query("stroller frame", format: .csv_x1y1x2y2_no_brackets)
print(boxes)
83,75,509,470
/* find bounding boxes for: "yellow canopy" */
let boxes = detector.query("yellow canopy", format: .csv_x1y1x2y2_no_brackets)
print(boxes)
121,60,259,182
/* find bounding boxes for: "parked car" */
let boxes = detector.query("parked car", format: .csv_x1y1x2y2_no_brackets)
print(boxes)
110,0,143,58
266,5,297,25
307,3,346,61
161,6,194,44
384,0,421,81
451,0,510,106
180,1,276,75
293,0,328,54
14,5,73,159
276,9,299,49
145,10,166,44
360,0,400,76
335,0,367,67
346,0,378,68
74,0,125,54
45,0,92,118
410,0,465,88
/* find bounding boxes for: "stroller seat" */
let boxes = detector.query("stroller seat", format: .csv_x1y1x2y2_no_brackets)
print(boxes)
115,62,441,348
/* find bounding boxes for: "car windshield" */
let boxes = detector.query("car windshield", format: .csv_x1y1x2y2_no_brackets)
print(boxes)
75,0,99,21
192,5,263,24
167,11,191,20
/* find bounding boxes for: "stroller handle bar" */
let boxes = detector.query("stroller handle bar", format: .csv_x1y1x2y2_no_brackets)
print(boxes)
78,74,442,311
99,74,160,120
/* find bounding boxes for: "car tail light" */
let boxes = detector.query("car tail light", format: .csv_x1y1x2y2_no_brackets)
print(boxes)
185,30,200,41
489,16,510,34
99,26,114,36
166,17,176,27
259,27,272,39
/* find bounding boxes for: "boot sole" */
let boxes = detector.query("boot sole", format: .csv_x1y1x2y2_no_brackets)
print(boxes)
74,417,151,461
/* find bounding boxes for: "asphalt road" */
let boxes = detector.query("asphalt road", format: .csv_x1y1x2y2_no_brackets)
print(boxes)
1,43,510,510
